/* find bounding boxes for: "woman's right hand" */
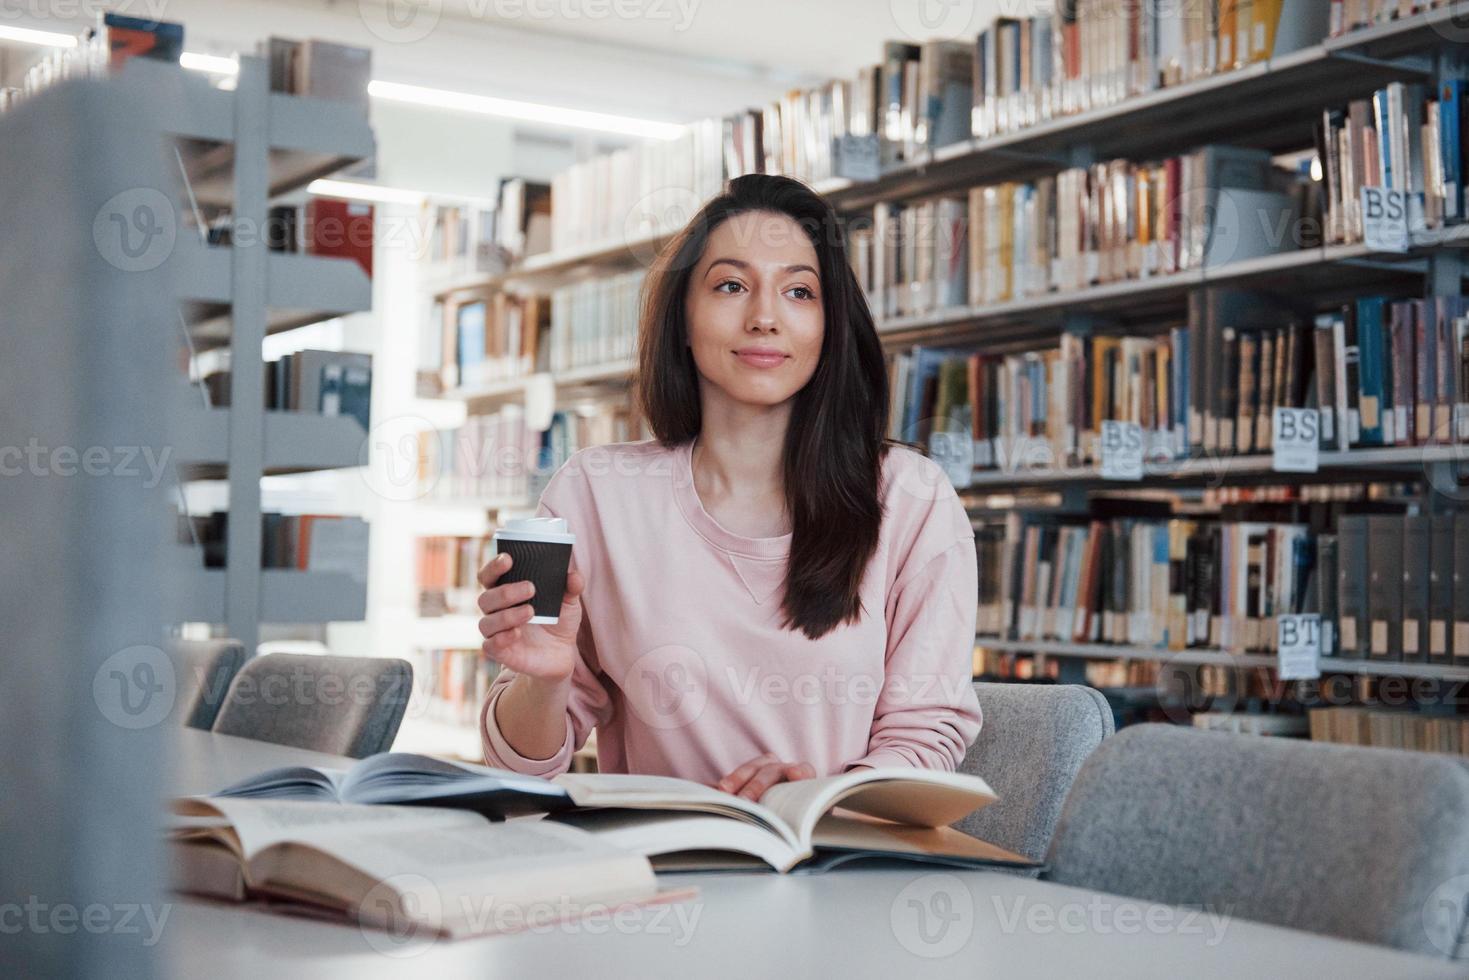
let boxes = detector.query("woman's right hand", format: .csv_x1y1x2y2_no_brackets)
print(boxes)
477,552,585,684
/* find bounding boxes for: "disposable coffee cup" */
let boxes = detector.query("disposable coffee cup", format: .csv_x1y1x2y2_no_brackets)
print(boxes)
491,517,576,624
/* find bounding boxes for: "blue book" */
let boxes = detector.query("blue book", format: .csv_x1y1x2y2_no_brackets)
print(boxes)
1441,80,1465,222
1356,297,1387,446
456,301,486,383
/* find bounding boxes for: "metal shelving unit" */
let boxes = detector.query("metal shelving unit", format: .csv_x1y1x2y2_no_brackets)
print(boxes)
117,56,377,653
976,638,1469,683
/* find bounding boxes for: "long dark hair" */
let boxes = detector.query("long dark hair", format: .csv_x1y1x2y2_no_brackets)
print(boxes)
636,173,895,641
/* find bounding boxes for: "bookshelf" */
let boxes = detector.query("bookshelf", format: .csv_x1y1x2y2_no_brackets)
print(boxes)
975,637,1469,683
404,4,1469,750
112,56,376,653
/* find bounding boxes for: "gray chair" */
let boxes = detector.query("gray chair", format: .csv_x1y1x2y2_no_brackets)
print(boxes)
953,682,1114,863
170,638,246,731
211,653,413,759
1045,723,1469,959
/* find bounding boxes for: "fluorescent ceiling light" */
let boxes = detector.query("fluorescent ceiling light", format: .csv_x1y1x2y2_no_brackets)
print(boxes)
368,79,682,140
306,178,427,206
179,51,237,75
0,24,77,47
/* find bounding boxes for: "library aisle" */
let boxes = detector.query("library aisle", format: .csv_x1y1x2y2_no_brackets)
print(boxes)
5,1,1469,977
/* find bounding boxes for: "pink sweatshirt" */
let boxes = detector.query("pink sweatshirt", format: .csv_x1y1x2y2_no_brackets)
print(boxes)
480,437,983,783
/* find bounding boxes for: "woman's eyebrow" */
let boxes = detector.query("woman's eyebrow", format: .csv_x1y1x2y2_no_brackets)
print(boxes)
705,257,819,277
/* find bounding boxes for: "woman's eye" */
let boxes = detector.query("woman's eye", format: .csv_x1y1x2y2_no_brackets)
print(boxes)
715,280,744,294
788,286,815,301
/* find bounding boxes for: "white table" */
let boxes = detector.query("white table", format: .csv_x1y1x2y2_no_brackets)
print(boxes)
165,730,1468,979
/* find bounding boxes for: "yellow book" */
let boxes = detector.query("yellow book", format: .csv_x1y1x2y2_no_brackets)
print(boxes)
1251,0,1283,62
1218,0,1239,71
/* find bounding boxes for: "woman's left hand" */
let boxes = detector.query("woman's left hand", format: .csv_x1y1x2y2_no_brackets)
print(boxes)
715,753,817,801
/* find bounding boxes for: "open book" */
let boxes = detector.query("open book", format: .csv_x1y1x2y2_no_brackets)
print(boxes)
170,797,670,939
213,752,574,817
549,768,1033,873
209,757,1029,874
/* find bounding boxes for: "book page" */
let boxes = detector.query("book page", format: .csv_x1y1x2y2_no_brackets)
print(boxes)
553,773,798,847
192,798,485,860
340,753,570,812
551,809,803,872
259,816,657,939
758,768,998,846
212,765,346,802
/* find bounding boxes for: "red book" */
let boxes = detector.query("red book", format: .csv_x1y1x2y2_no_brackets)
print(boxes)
305,197,373,278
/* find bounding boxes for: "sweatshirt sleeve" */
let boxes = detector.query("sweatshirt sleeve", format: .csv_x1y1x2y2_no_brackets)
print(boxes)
844,535,984,772
480,482,614,776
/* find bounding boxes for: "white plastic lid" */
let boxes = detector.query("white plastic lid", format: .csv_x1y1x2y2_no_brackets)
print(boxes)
505,517,567,534
494,516,575,545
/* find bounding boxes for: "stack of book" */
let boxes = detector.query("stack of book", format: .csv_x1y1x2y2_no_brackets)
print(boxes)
976,507,1469,668
973,2,1322,139
852,144,1308,321
441,292,549,390
412,648,501,727
1309,705,1469,754
550,120,726,254
549,270,644,373
181,513,369,574
1318,79,1469,241
887,291,1469,473
416,535,491,617
422,201,500,274
418,407,535,502
200,350,372,430
1329,0,1461,38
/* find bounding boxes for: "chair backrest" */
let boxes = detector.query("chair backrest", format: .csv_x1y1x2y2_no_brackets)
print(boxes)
171,638,245,731
211,653,413,759
1046,723,1469,959
953,682,1114,862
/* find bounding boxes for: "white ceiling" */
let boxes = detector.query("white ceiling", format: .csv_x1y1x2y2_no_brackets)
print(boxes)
1,0,1052,119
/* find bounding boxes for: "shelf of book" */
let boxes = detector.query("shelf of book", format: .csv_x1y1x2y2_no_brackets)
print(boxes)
963,444,1469,492
445,359,637,407
822,22,1438,213
975,637,1469,682
177,409,367,478
186,252,372,351
1326,2,1469,60
874,240,1449,349
176,569,367,625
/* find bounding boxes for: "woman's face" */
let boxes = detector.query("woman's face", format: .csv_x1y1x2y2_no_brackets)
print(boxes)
684,210,824,409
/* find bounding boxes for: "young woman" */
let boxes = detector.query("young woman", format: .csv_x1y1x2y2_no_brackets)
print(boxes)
477,173,982,801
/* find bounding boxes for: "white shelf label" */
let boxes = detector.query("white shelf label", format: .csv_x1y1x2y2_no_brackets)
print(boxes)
1099,421,1144,481
1272,407,1320,473
1277,614,1322,681
1360,186,1410,253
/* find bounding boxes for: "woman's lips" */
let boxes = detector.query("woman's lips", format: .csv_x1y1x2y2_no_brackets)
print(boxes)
734,351,788,368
